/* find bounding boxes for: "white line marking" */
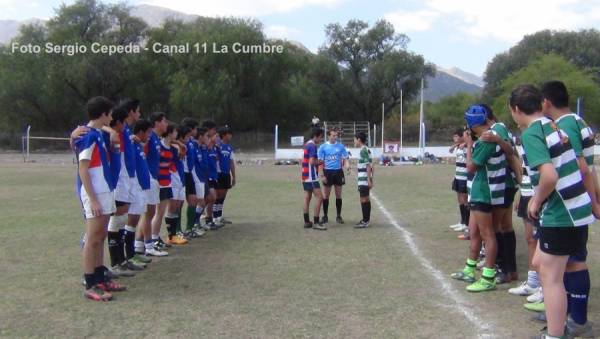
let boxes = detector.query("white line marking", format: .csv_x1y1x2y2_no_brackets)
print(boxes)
371,193,496,338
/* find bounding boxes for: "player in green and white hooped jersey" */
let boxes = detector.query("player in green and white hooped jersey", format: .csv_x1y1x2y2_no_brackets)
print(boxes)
449,128,469,232
353,132,373,228
510,84,594,339
541,81,596,337
478,107,522,284
450,105,502,293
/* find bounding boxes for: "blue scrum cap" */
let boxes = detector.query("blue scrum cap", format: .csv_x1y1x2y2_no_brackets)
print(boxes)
464,105,488,128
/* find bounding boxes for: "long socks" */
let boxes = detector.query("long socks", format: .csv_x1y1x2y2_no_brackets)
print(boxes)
565,270,590,325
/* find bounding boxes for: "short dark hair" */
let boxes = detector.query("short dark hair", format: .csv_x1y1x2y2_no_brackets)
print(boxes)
149,112,167,125
196,127,208,139
133,119,152,134
201,119,217,130
181,117,199,129
163,123,176,138
177,125,192,140
509,84,542,115
110,105,128,127
541,80,569,109
355,131,367,144
87,96,113,120
327,129,338,136
119,98,140,114
218,126,232,138
453,128,465,137
311,127,324,139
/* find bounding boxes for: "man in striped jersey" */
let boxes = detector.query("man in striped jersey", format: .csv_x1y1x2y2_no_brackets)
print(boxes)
451,105,507,292
510,84,594,339
479,108,522,284
449,127,469,232
353,132,373,228
302,127,325,230
151,123,176,248
540,81,596,337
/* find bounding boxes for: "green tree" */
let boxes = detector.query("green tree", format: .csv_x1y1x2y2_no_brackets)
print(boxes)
483,29,600,101
491,54,600,126
322,19,434,123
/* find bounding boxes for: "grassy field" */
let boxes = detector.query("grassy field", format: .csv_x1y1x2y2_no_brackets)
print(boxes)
0,156,598,338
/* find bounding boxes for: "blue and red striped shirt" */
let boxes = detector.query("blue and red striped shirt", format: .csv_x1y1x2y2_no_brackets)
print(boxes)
158,141,174,188
301,140,318,182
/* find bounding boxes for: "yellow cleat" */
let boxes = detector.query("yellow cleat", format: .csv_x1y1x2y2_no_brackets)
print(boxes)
172,235,188,245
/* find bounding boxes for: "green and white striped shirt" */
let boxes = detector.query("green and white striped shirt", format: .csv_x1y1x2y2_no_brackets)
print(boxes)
556,113,595,167
454,146,468,181
467,129,507,206
515,143,534,198
522,117,594,227
357,146,372,187
491,122,517,189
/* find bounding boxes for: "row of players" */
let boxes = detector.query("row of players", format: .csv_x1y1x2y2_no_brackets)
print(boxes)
449,81,597,339
72,97,236,302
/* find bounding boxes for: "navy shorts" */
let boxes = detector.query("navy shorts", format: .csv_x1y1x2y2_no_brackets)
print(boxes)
303,181,321,192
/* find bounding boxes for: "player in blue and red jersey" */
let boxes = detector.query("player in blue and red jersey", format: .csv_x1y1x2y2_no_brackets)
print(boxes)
74,96,125,301
150,123,177,248
136,112,169,257
301,127,325,230
165,124,193,245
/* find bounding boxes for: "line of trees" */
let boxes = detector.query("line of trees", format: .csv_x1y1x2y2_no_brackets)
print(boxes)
2,0,600,148
0,0,433,148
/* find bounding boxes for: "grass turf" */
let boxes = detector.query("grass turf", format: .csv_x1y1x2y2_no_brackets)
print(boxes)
0,159,597,338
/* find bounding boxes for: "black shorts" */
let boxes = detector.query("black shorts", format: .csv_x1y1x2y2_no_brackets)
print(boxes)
358,186,370,198
538,226,588,260
208,180,217,189
500,187,518,208
323,169,345,187
452,179,467,193
217,174,232,190
468,202,492,213
115,200,128,207
185,172,196,196
159,187,173,201
517,195,531,219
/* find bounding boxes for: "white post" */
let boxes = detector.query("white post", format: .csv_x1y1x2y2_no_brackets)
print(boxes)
274,124,278,159
381,102,385,153
26,125,31,163
367,122,371,147
400,90,403,157
418,78,425,159
374,124,377,147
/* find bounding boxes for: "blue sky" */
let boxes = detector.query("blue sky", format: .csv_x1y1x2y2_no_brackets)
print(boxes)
3,0,600,76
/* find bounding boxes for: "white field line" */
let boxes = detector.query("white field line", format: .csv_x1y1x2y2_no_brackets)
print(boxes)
371,193,496,338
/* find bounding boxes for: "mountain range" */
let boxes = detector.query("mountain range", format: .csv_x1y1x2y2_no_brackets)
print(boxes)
0,4,484,102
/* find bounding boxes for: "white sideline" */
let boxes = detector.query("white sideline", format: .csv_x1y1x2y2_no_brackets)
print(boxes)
371,193,496,338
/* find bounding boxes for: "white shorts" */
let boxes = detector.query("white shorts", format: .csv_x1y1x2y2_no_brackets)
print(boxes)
146,178,160,205
171,172,185,201
192,171,205,198
128,180,147,215
80,189,116,219
114,167,133,203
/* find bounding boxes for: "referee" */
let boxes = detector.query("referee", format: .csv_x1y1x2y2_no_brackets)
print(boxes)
317,128,350,224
